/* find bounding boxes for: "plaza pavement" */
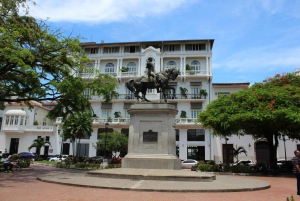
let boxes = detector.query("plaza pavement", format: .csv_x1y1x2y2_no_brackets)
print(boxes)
0,164,298,201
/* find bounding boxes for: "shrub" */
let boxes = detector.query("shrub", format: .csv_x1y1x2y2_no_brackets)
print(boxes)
230,165,250,173
17,159,31,168
206,160,215,165
9,154,20,161
34,158,44,161
198,164,217,172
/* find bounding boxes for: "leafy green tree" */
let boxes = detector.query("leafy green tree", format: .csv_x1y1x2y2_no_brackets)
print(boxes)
28,137,51,157
61,112,93,157
0,0,93,109
198,73,300,165
93,131,128,158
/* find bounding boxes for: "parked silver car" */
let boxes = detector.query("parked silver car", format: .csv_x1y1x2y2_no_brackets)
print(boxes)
181,159,198,169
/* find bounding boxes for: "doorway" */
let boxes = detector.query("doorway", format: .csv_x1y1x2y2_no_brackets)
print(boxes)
9,138,19,155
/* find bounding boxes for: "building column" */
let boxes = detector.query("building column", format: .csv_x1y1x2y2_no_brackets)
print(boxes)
206,56,208,75
179,129,187,160
89,128,98,157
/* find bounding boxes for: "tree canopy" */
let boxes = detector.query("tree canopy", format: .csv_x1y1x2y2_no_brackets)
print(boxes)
198,73,300,165
61,112,94,156
0,0,118,111
93,131,128,158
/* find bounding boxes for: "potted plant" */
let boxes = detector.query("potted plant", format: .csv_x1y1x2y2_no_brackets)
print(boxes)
120,67,129,72
34,120,39,125
107,117,112,122
180,111,187,118
114,111,122,118
179,87,188,99
200,89,208,99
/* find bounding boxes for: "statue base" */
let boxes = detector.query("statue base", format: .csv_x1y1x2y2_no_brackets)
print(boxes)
122,103,181,170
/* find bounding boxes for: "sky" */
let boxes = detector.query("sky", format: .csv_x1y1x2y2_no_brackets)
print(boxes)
28,0,300,85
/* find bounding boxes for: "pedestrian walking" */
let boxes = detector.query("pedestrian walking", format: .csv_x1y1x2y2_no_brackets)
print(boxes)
292,150,300,196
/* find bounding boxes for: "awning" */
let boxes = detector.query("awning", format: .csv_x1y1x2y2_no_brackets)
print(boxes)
5,110,27,116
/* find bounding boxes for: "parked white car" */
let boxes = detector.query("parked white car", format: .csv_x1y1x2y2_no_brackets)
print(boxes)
231,160,254,166
48,155,68,162
181,159,198,169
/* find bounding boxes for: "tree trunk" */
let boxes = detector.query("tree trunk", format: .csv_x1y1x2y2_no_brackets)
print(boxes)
76,138,81,157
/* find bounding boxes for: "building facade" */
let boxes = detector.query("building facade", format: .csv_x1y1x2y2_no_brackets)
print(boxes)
0,39,298,163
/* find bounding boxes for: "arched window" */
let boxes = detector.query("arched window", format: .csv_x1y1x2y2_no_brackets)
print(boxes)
166,61,177,69
190,60,201,71
105,63,115,75
127,62,137,72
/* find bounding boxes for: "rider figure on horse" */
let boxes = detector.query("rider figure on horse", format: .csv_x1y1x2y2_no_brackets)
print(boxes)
146,58,160,87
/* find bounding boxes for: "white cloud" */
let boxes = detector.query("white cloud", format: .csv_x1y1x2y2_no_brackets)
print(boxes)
29,0,190,23
214,46,300,73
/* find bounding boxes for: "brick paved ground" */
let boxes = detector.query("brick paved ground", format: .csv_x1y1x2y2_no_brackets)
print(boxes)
0,164,298,201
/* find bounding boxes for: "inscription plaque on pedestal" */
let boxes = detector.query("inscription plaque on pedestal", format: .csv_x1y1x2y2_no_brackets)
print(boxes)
143,130,157,142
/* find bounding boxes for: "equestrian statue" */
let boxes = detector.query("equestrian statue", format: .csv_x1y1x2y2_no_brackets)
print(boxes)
125,58,180,102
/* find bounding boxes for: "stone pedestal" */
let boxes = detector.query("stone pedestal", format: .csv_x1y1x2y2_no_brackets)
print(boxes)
122,103,181,170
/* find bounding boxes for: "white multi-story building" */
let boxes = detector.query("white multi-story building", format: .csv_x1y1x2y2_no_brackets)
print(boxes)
0,39,297,163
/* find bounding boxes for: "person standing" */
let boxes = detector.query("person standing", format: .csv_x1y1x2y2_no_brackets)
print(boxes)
292,150,300,196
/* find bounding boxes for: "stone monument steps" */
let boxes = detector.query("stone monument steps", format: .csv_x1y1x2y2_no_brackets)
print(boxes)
85,168,216,182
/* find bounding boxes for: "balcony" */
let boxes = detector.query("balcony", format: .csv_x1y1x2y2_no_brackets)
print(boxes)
2,125,54,133
184,70,207,76
162,94,206,102
120,72,138,77
93,118,130,125
175,118,198,124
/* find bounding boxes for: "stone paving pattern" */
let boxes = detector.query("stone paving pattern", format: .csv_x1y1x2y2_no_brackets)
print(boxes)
0,164,298,201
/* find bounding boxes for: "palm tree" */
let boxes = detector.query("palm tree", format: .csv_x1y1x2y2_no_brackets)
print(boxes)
28,137,51,157
62,112,93,157
229,146,247,162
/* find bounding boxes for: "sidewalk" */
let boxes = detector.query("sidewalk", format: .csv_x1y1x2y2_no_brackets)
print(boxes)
0,164,298,201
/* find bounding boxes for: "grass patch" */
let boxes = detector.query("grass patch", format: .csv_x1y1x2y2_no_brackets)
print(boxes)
34,161,57,166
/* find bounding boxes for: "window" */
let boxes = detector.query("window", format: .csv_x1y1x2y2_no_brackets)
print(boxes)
187,129,205,141
191,110,201,118
163,44,180,52
85,48,98,54
125,89,134,99
43,118,47,126
127,62,137,72
191,87,200,97
175,129,179,141
217,92,230,98
185,44,206,51
166,61,177,69
77,144,89,157
124,46,140,53
123,110,130,118
147,89,155,94
84,89,91,99
102,110,111,118
105,63,115,75
103,46,119,54
190,60,201,71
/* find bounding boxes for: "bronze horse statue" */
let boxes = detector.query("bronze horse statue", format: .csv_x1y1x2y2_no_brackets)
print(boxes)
125,67,180,102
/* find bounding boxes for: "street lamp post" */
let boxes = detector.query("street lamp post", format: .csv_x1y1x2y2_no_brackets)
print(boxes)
104,122,109,158
58,128,63,158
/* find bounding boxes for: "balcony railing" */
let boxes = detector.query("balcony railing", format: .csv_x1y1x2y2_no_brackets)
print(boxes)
175,118,198,124
185,70,207,76
120,72,138,77
93,118,130,124
2,125,54,132
162,94,206,100
112,94,135,100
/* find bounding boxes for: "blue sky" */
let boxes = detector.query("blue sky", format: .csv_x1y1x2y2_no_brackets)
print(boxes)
30,0,300,85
